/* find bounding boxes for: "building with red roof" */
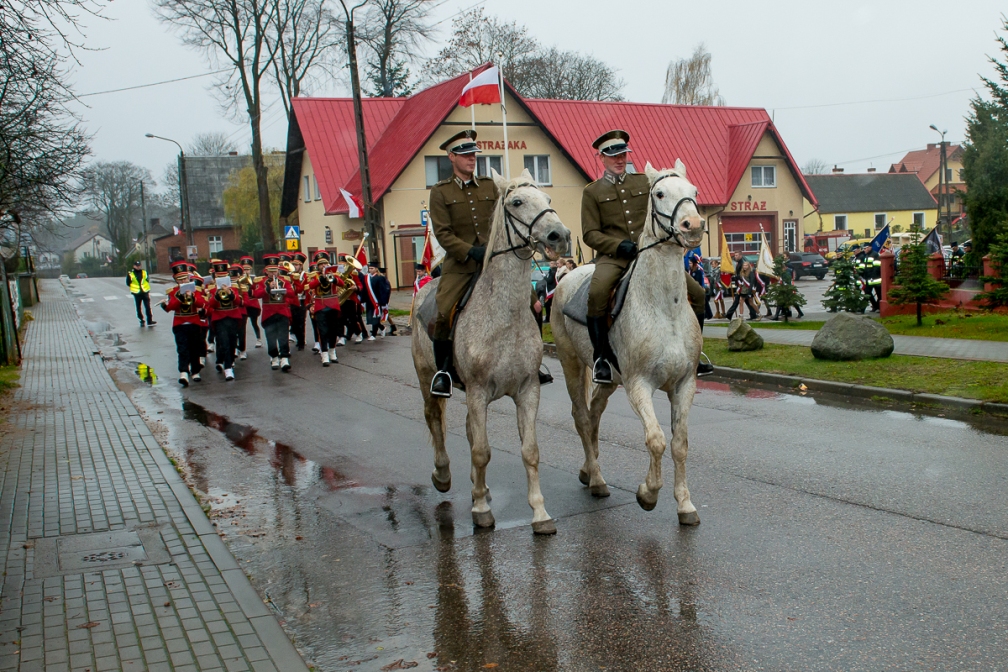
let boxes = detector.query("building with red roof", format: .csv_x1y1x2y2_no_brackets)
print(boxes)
890,143,965,225
281,67,815,288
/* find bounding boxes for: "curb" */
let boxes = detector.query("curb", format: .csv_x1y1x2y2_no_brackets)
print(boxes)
539,343,1008,417
711,365,1008,417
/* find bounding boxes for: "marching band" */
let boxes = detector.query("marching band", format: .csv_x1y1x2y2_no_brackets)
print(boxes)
159,250,394,386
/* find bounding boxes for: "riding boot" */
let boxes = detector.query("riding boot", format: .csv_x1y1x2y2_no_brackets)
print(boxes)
431,339,466,396
695,313,714,376
586,316,614,385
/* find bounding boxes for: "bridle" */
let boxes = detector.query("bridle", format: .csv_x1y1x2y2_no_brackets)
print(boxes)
637,175,702,255
489,184,557,261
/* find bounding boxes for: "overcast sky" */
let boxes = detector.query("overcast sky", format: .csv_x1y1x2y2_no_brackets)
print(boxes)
69,0,1006,192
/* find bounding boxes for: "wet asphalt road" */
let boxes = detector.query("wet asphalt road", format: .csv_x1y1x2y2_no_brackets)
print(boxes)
66,277,1008,671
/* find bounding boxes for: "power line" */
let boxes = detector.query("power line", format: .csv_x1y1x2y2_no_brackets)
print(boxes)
77,69,231,98
773,87,977,112
834,146,927,167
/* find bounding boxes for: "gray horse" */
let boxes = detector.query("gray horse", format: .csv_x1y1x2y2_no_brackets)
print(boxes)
412,170,571,534
551,161,707,524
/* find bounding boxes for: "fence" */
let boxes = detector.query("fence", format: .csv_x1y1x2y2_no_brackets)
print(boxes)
880,250,1001,317
0,261,23,365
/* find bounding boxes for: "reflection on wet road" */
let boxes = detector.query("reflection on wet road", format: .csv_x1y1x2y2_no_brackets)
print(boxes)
68,276,1008,671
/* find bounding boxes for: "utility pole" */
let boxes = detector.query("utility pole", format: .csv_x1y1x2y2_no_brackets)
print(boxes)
941,142,951,238
140,181,150,273
342,2,380,263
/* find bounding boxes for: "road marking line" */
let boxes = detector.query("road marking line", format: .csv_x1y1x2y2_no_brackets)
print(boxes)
103,296,120,301
80,298,94,303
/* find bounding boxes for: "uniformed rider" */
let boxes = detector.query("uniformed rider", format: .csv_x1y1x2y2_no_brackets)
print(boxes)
428,129,498,397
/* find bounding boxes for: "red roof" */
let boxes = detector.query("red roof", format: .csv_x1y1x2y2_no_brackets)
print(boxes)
291,67,816,214
889,144,963,184
525,100,815,206
292,97,405,214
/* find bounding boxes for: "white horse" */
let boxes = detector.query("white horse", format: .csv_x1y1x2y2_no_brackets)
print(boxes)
551,161,706,524
412,170,571,534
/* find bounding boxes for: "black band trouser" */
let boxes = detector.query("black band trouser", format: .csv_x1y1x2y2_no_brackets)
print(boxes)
289,305,307,347
316,308,341,350
246,306,262,338
172,324,204,374
262,314,291,358
133,292,153,322
237,315,248,353
213,317,239,369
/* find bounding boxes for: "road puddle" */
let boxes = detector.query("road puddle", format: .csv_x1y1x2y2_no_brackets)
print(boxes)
135,363,157,385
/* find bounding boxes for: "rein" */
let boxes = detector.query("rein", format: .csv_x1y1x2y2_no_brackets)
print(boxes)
637,193,699,255
488,185,556,262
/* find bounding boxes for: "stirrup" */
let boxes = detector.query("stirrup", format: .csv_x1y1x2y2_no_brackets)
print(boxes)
696,352,714,377
431,370,453,398
592,358,614,385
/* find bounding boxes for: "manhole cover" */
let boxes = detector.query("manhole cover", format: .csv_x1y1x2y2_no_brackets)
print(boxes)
82,551,127,563
32,528,171,578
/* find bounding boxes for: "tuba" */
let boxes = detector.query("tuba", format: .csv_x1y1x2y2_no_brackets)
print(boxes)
337,256,362,304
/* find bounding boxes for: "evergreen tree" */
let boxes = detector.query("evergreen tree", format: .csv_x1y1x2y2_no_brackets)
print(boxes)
962,17,1008,256
764,254,805,322
887,228,950,325
977,230,1008,307
822,257,869,314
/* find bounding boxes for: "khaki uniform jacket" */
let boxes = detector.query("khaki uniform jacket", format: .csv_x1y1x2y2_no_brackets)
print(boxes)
581,172,650,257
429,175,500,275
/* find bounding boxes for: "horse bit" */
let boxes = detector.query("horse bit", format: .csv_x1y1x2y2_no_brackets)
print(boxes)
488,186,556,261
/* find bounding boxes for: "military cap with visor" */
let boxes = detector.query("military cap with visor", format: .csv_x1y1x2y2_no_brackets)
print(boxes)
439,129,481,155
592,129,632,157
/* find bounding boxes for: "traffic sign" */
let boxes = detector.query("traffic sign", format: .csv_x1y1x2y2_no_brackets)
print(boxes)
420,209,429,228
286,238,300,251
284,225,300,240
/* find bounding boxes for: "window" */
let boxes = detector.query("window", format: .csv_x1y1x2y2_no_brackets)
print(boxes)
424,156,452,187
325,226,333,245
784,220,797,252
724,231,765,254
476,155,502,179
523,155,551,185
913,212,925,229
303,176,311,203
313,175,321,201
208,236,223,254
751,165,776,188
958,168,965,181
945,168,953,182
834,214,847,231
875,213,887,230
626,162,636,173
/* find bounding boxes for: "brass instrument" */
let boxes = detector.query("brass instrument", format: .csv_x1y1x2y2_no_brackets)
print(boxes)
336,256,362,304
236,273,253,297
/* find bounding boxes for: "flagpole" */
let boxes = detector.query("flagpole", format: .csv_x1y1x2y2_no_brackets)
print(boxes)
498,66,510,179
469,72,476,132
354,231,369,262
409,226,430,322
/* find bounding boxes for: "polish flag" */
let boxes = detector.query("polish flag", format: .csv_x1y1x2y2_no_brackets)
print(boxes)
459,66,501,107
340,188,364,218
355,242,368,268
420,230,433,270
173,226,181,236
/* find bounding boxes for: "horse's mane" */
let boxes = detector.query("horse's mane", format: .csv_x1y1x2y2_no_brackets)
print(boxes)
488,174,538,250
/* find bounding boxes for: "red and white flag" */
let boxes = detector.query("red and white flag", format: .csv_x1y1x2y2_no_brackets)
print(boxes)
354,242,368,268
173,226,181,236
420,230,433,271
459,66,501,107
340,188,364,218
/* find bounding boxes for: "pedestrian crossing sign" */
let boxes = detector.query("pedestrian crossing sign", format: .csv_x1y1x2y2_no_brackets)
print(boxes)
286,238,300,251
284,225,300,240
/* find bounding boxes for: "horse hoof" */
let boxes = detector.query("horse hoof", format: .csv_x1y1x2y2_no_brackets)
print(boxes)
532,519,557,535
635,485,658,512
472,510,496,529
431,471,451,493
678,510,701,526
578,469,590,486
589,484,611,498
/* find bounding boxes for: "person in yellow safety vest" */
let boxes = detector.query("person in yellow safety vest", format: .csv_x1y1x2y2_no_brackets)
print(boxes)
854,243,882,312
126,260,156,327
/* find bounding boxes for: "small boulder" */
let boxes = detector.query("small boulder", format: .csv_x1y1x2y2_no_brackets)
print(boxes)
811,313,894,361
727,317,764,351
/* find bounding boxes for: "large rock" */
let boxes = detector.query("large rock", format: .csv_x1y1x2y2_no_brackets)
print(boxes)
727,317,764,351
811,313,894,361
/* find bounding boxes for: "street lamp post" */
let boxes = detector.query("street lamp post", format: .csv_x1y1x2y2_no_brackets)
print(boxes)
145,134,194,251
929,124,949,240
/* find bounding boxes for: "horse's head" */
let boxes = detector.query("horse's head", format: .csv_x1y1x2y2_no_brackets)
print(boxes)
644,160,706,250
493,170,571,260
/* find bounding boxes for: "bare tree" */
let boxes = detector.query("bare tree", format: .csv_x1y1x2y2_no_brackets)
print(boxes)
80,161,152,267
425,8,624,101
189,131,238,156
0,1,102,244
269,0,340,119
662,43,724,106
359,0,434,97
154,0,281,252
802,158,829,176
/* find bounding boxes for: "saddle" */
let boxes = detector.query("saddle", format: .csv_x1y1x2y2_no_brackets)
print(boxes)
416,272,482,340
560,262,634,327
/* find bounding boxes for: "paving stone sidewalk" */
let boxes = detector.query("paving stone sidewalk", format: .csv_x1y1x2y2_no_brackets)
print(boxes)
703,324,1008,362
0,281,309,672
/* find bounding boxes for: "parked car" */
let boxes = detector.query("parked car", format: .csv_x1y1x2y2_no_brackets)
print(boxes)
827,237,874,263
787,252,828,280
76,273,88,279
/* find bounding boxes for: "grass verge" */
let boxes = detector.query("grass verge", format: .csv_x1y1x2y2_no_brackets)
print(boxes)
705,340,1008,403
0,365,19,394
542,323,554,344
747,320,825,330
879,311,1008,341
388,308,411,317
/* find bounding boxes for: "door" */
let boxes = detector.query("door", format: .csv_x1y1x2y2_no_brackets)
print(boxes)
783,220,798,253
